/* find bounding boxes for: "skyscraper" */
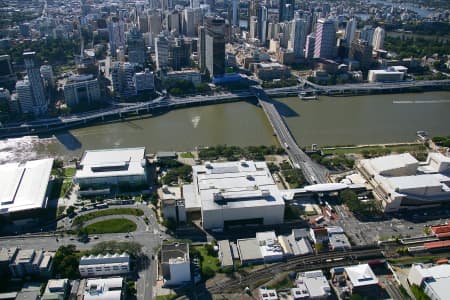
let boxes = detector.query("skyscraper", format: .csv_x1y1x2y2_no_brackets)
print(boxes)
16,80,33,114
205,17,225,77
155,34,170,70
23,52,47,115
232,0,239,26
279,0,294,22
198,26,206,71
257,6,268,45
349,39,373,71
108,19,125,57
372,26,385,50
305,33,316,59
127,27,146,65
290,17,307,58
360,25,374,45
314,18,336,59
249,16,258,39
345,18,357,46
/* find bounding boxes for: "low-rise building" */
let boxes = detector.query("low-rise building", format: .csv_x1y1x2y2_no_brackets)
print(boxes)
279,229,313,256
161,243,191,286
163,69,202,86
82,277,124,300
79,253,130,277
343,264,379,294
63,74,101,107
41,279,69,300
367,69,404,82
217,240,233,268
259,288,278,300
256,231,284,263
161,186,186,224
133,68,155,92
237,238,263,265
252,62,291,81
74,147,147,190
9,249,53,278
327,226,351,250
0,247,18,276
408,263,450,300
295,270,331,299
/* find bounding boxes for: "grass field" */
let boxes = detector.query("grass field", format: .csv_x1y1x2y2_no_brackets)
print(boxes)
322,143,427,155
193,245,220,272
73,208,144,225
64,167,76,177
84,218,137,234
180,152,194,158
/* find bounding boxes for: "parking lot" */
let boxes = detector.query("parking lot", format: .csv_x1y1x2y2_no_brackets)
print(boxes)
330,204,450,245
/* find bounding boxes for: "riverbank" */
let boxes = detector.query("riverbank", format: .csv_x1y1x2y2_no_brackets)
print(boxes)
0,91,448,164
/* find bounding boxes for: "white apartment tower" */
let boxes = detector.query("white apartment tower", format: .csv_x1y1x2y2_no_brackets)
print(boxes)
372,26,385,50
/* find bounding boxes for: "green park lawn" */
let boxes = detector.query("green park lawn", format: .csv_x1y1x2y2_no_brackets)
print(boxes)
84,218,137,234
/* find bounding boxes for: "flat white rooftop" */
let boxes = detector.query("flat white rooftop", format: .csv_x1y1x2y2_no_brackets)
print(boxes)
345,264,379,287
193,161,284,211
83,277,123,300
75,147,146,179
296,270,331,298
0,158,53,214
361,153,418,175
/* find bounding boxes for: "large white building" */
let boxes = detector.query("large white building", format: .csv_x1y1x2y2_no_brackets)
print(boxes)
0,158,53,215
188,160,285,229
79,253,130,277
82,277,124,300
357,153,450,212
372,26,385,50
74,148,147,189
408,263,450,300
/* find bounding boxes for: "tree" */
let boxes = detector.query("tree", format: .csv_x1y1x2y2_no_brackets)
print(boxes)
52,245,80,279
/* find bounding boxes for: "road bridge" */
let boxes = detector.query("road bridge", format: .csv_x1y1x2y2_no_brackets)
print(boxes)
251,87,327,184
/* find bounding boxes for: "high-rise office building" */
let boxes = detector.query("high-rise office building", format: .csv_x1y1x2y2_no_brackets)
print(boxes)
349,39,373,71
16,80,33,114
360,25,374,45
279,0,294,22
111,62,136,98
345,18,357,46
314,18,336,59
290,17,307,58
169,39,191,70
133,69,155,92
127,27,146,65
108,19,125,57
0,55,16,89
205,17,225,77
232,0,239,26
198,26,206,71
372,26,385,50
249,16,258,39
305,33,316,59
155,34,170,70
190,0,200,8
138,14,149,33
40,64,55,89
257,6,268,44
23,52,47,115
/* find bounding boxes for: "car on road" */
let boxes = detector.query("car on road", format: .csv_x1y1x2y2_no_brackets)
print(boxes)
125,234,130,238
93,235,99,239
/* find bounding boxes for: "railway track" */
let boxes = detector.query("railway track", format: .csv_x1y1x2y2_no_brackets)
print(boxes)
207,247,384,294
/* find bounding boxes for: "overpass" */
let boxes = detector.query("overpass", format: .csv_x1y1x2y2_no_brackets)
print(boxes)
251,87,328,184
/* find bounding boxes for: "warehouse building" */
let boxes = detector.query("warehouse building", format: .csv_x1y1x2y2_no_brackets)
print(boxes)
0,158,53,216
189,160,285,229
357,153,450,212
79,253,130,277
74,147,147,190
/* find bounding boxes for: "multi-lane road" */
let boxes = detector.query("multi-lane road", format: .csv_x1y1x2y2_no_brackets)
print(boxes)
252,87,327,184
